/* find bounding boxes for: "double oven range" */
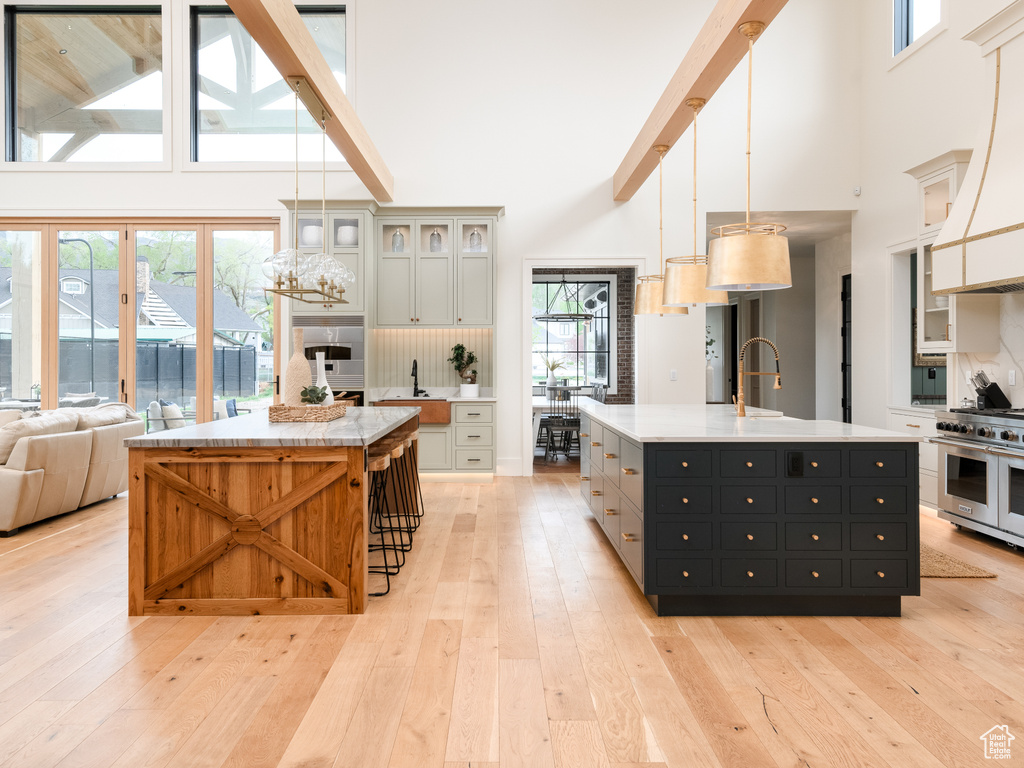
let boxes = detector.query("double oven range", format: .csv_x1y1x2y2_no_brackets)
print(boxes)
934,408,1024,547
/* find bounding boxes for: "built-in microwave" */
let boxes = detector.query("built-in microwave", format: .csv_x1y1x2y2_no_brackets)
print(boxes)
291,315,364,391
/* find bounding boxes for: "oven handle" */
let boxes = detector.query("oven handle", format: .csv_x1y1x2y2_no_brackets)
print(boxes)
928,437,987,452
984,447,1024,459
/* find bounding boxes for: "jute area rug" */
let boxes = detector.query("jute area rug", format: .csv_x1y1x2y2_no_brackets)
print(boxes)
921,542,997,578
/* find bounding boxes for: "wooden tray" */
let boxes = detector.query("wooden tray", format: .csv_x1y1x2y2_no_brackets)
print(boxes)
268,402,348,423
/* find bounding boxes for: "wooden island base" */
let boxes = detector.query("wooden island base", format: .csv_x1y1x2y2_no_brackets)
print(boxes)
127,415,418,616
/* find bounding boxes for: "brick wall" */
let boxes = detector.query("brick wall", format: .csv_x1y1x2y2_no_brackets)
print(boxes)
533,267,635,405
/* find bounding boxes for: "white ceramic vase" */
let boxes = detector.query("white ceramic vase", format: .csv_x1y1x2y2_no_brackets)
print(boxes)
547,370,556,400
460,383,479,398
315,352,334,405
284,328,311,406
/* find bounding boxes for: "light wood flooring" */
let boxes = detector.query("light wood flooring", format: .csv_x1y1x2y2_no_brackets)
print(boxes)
3,477,1024,768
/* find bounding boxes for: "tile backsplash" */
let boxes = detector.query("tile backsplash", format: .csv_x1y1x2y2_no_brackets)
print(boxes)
954,294,1024,408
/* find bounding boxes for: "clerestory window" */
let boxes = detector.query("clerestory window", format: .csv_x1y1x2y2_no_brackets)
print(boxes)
893,0,941,56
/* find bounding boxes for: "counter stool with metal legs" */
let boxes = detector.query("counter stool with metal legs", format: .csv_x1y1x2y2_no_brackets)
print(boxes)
367,449,402,596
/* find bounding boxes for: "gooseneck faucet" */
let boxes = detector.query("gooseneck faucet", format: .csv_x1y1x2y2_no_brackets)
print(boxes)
735,337,782,417
411,359,423,397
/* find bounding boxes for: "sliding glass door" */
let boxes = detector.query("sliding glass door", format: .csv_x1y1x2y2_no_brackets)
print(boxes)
0,230,43,404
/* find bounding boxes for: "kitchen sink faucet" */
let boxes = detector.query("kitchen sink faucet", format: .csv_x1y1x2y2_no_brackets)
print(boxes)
411,359,426,397
735,337,782,417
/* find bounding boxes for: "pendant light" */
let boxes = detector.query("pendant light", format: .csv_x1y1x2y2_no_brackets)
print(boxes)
705,21,791,292
534,274,594,323
635,145,688,315
263,78,348,304
663,98,729,307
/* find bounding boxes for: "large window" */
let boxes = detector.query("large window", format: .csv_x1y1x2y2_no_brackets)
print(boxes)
191,6,346,162
5,6,164,162
893,0,941,55
532,277,614,388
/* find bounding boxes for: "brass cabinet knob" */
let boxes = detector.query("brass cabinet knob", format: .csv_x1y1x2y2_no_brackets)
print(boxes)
811,534,820,541
682,570,690,578
876,571,885,578
580,476,590,481
811,461,819,468
876,534,885,541
812,571,820,578
746,461,753,468
591,490,601,496
876,497,885,505
682,497,689,504
604,453,616,459
591,442,601,447
622,533,637,542
746,570,754,578
746,534,754,541
682,461,689,467
811,497,819,504
746,497,754,504
622,468,637,475
682,533,690,541
604,509,616,516
876,461,884,467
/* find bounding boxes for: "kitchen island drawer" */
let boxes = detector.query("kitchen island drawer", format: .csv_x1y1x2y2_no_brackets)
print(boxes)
619,438,644,507
656,485,713,514
454,403,493,423
721,485,776,514
602,431,621,486
850,449,907,478
786,559,842,588
785,522,842,551
850,486,909,514
598,484,622,540
850,522,907,551
657,558,713,588
720,522,777,551
785,450,841,478
588,422,606,472
619,507,644,586
851,559,908,589
655,449,712,478
785,486,842,514
656,521,713,551
721,559,777,588
721,450,777,478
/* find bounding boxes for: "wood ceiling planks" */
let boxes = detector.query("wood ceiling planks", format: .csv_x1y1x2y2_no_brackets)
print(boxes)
612,0,789,201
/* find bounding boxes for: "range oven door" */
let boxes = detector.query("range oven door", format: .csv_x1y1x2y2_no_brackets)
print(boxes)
936,439,999,527
994,449,1024,537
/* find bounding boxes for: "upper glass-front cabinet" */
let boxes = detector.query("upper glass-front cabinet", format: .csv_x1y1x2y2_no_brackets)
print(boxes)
419,223,450,254
461,223,490,253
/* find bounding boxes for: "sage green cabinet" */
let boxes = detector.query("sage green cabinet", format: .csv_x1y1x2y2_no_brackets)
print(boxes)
290,207,367,315
456,219,493,326
376,219,455,327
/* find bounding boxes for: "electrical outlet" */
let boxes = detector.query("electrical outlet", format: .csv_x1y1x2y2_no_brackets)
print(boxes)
670,369,677,381
1010,370,1017,387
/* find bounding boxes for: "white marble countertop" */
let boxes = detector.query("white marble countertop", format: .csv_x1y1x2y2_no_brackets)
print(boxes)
124,407,419,448
580,403,919,443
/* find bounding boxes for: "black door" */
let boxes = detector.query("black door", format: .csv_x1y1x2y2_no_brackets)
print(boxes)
841,274,852,423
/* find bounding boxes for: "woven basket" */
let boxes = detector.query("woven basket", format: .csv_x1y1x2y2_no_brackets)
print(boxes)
268,402,348,423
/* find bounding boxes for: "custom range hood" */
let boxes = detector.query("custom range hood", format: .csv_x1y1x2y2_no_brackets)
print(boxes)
932,1,1024,294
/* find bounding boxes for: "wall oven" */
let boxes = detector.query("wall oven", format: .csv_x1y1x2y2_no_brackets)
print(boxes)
291,315,364,391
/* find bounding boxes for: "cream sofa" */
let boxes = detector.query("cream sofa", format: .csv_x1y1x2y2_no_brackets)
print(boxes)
0,404,145,536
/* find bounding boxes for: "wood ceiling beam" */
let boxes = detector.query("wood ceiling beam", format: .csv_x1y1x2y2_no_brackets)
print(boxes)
225,0,394,202
612,0,789,201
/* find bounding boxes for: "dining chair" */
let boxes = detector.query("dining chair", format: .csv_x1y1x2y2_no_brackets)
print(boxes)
544,391,581,460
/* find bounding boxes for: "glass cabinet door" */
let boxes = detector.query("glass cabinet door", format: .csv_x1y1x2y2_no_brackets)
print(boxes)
918,245,951,348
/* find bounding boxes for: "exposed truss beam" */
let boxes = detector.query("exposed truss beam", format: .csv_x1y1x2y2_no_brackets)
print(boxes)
613,0,789,201
225,0,394,202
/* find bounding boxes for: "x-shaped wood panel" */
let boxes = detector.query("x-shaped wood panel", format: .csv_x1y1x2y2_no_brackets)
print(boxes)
143,459,349,602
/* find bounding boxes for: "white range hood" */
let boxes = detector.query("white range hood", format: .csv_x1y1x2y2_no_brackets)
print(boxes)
932,1,1024,294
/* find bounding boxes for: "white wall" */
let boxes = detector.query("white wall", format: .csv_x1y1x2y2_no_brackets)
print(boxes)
760,248,816,419
815,232,852,421
1,0,895,472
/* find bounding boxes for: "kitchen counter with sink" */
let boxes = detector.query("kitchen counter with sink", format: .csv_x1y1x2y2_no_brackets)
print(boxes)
579,403,920,617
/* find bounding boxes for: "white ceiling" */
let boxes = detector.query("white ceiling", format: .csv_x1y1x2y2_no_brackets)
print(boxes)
706,210,853,249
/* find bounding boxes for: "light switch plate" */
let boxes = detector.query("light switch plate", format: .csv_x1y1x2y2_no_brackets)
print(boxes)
1010,370,1017,387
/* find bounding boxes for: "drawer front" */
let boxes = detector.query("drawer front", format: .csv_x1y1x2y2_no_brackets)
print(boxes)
655,449,712,478
619,438,644,509
580,414,591,441
656,521,713,551
602,431,622,487
580,453,592,482
588,473,605,519
785,450,841,478
721,450,777,478
785,485,842,514
850,449,907,478
850,486,909,514
850,522,907,551
455,449,493,470
580,466,591,499
785,559,843,588
598,484,621,541
851,559,908,589
455,425,493,447
785,522,842,551
619,507,644,583
721,485,777,514
721,559,778,588
454,403,493,423
588,422,605,472
720,522,777,551
657,558,713,588
655,485,713,514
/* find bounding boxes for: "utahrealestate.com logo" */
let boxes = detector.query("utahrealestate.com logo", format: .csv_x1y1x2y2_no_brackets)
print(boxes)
981,725,1015,760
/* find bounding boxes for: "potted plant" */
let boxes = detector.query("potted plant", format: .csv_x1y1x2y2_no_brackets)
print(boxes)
705,325,717,400
300,385,330,406
448,344,480,398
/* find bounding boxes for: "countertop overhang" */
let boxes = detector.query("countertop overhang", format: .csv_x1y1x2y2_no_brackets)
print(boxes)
124,407,419,448
580,403,919,443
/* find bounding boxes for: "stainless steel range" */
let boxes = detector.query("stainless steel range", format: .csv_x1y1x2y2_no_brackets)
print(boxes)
934,409,1024,548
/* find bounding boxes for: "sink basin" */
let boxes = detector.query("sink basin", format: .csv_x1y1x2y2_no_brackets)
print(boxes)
373,397,452,424
379,396,448,401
